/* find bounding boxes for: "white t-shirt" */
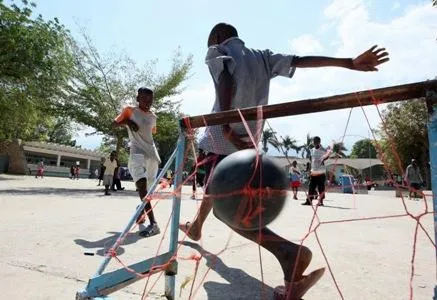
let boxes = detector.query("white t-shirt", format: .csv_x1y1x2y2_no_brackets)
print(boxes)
103,158,118,175
198,37,297,155
114,106,161,163
310,146,331,175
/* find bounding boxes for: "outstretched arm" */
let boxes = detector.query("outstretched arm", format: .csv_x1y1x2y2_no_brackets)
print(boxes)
293,45,389,72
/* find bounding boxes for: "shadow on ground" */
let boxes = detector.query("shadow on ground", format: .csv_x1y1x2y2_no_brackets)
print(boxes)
0,187,139,197
75,230,148,257
180,241,275,300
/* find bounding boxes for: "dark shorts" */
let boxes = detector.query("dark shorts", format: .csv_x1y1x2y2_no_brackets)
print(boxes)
410,183,421,190
308,174,326,196
195,173,205,187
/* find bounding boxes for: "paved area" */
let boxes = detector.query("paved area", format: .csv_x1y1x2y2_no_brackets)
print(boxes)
0,174,435,299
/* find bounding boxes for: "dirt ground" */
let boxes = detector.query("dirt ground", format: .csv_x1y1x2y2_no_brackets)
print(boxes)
0,174,435,299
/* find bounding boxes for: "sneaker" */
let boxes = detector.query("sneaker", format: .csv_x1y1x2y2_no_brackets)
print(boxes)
191,194,196,200
139,223,160,237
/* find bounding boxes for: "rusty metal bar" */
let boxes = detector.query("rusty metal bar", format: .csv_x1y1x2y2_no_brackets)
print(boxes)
180,80,437,129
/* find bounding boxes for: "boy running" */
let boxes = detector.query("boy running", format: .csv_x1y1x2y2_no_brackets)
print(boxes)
113,87,161,237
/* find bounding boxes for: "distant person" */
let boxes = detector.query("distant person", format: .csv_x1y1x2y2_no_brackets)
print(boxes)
111,158,125,191
35,161,44,179
74,162,80,180
103,151,117,196
302,136,332,206
97,159,105,186
70,165,75,179
404,159,423,199
290,160,301,200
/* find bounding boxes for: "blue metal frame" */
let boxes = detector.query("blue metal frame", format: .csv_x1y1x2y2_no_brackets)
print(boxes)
165,133,185,300
427,91,437,300
76,140,183,299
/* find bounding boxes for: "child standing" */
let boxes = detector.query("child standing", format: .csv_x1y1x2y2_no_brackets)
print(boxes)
302,136,332,206
290,160,301,200
103,151,117,196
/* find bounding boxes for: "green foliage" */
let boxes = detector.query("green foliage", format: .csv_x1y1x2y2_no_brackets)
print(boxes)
300,134,314,159
154,111,180,166
280,135,300,158
378,99,428,177
0,1,75,140
350,139,377,158
330,142,348,158
261,128,280,153
56,31,192,165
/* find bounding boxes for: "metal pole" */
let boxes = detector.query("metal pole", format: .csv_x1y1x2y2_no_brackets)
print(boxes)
165,132,186,299
427,91,437,300
94,147,178,276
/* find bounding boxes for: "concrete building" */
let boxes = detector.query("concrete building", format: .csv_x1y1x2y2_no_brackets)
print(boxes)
273,156,385,183
0,139,104,178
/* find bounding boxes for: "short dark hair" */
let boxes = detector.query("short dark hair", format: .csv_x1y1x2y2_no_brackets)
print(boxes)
313,136,321,142
208,23,238,47
137,87,154,95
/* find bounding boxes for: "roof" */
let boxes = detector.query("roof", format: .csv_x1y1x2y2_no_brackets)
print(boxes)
325,158,384,170
272,156,383,170
23,141,104,159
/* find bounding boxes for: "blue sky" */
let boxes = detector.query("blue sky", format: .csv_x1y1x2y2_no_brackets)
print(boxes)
29,0,437,154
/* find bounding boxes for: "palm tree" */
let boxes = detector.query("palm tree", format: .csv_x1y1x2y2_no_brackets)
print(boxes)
261,129,280,153
281,135,300,159
300,133,314,159
330,142,348,158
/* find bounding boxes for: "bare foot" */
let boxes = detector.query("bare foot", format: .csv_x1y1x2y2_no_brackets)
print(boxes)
273,268,325,300
278,244,312,283
178,222,201,241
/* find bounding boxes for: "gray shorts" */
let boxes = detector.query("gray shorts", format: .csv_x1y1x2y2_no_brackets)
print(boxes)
103,174,113,186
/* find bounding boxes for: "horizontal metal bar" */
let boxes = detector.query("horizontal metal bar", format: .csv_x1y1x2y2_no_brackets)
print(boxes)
180,79,437,129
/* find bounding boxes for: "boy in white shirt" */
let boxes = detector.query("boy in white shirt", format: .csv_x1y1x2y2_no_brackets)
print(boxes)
113,87,161,237
302,136,332,206
103,151,118,196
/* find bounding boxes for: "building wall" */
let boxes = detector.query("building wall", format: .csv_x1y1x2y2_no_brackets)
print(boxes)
0,139,27,174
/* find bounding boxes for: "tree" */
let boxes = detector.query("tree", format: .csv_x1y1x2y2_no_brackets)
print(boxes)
280,135,300,159
350,139,377,158
261,129,280,153
0,1,75,141
56,31,192,166
300,134,314,159
378,99,429,187
330,142,348,158
36,117,77,146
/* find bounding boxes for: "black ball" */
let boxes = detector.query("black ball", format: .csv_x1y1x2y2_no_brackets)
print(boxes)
209,149,288,231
